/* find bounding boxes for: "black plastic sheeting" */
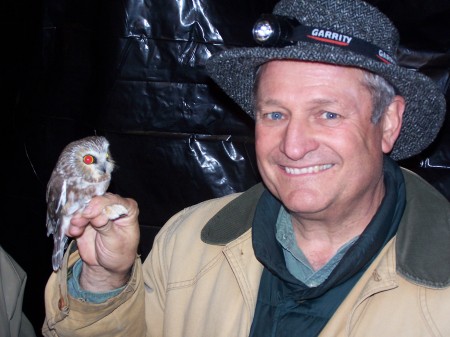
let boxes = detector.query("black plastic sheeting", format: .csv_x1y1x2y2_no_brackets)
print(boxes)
4,0,450,333
28,0,278,260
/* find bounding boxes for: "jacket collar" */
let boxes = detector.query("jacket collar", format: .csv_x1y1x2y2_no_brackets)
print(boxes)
396,168,450,287
201,183,264,244
201,169,450,288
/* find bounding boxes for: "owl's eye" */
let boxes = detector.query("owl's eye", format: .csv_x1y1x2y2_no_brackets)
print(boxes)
83,155,96,165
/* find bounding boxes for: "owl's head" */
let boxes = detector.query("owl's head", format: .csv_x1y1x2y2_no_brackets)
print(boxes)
58,136,115,181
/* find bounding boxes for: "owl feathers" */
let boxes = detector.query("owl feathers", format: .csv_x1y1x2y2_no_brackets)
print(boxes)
46,136,115,271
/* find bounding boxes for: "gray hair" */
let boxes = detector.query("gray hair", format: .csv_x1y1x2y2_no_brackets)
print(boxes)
361,71,397,124
252,63,397,124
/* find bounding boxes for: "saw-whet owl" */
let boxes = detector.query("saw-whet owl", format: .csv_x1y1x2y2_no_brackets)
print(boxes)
46,136,118,271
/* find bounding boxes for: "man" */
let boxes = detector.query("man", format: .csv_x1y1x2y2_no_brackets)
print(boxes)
43,0,450,336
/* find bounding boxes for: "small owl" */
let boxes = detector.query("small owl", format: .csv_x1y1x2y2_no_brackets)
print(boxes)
46,136,116,271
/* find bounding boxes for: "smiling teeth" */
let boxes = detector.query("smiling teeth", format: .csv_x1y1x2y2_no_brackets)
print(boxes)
285,164,333,175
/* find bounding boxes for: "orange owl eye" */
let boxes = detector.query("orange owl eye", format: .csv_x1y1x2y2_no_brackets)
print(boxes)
83,155,96,165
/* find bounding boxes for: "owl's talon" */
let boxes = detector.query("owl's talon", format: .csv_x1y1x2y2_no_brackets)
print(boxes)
103,204,128,220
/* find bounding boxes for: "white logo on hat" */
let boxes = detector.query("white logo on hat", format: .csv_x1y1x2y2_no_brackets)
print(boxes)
310,28,352,45
377,50,395,64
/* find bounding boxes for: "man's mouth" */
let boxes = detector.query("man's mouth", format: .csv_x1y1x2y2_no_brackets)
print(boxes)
284,164,333,175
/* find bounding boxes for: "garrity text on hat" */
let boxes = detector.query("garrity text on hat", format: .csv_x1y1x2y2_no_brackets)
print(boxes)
309,28,352,46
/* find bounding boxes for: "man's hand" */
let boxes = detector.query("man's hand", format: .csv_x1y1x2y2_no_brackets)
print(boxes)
68,193,140,292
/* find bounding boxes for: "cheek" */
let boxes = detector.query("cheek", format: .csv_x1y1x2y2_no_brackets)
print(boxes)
255,127,274,159
255,128,273,174
345,129,385,175
361,127,385,154
342,121,383,151
254,126,265,153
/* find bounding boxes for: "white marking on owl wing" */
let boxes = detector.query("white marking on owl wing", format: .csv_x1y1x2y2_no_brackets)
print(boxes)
46,174,68,236
56,179,67,214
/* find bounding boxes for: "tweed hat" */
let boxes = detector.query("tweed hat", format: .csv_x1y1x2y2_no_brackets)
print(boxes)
206,0,446,160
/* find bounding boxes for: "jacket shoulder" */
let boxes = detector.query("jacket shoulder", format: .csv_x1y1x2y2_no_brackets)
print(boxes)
397,168,450,288
401,167,450,207
155,183,265,247
146,184,263,285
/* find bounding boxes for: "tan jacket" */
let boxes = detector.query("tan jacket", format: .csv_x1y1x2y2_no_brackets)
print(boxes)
43,168,450,336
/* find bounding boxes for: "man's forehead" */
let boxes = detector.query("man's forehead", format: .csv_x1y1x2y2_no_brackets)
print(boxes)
257,59,366,76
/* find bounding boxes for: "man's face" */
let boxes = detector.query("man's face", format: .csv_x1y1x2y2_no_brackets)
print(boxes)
254,60,400,219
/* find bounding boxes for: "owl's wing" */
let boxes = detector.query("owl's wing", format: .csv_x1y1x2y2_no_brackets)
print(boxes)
46,174,67,236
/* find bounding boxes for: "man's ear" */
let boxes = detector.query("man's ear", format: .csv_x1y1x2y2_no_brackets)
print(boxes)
381,95,405,154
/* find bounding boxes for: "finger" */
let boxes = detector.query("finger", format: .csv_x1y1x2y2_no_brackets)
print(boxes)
82,194,131,217
67,225,85,237
75,226,100,266
84,204,133,232
68,212,91,237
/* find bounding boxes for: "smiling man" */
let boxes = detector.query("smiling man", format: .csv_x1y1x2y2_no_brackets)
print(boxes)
43,0,450,336
254,62,397,218
252,60,404,271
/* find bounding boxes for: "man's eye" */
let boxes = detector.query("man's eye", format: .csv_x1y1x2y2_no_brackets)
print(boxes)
322,111,340,119
267,112,283,120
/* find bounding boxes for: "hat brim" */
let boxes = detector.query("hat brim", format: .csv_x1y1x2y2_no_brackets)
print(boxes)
206,42,446,160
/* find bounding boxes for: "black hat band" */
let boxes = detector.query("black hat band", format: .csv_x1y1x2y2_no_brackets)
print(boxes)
253,14,396,65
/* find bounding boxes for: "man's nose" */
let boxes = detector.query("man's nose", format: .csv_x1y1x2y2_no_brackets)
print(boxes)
280,119,319,160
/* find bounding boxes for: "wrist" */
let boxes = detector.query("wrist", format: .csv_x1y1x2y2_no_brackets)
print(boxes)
79,263,131,292
68,259,127,303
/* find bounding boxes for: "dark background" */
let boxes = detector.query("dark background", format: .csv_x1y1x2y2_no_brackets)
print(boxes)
2,0,449,334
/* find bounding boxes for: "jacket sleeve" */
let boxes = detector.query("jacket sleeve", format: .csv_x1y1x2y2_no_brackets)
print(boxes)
0,245,37,337
42,242,146,336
